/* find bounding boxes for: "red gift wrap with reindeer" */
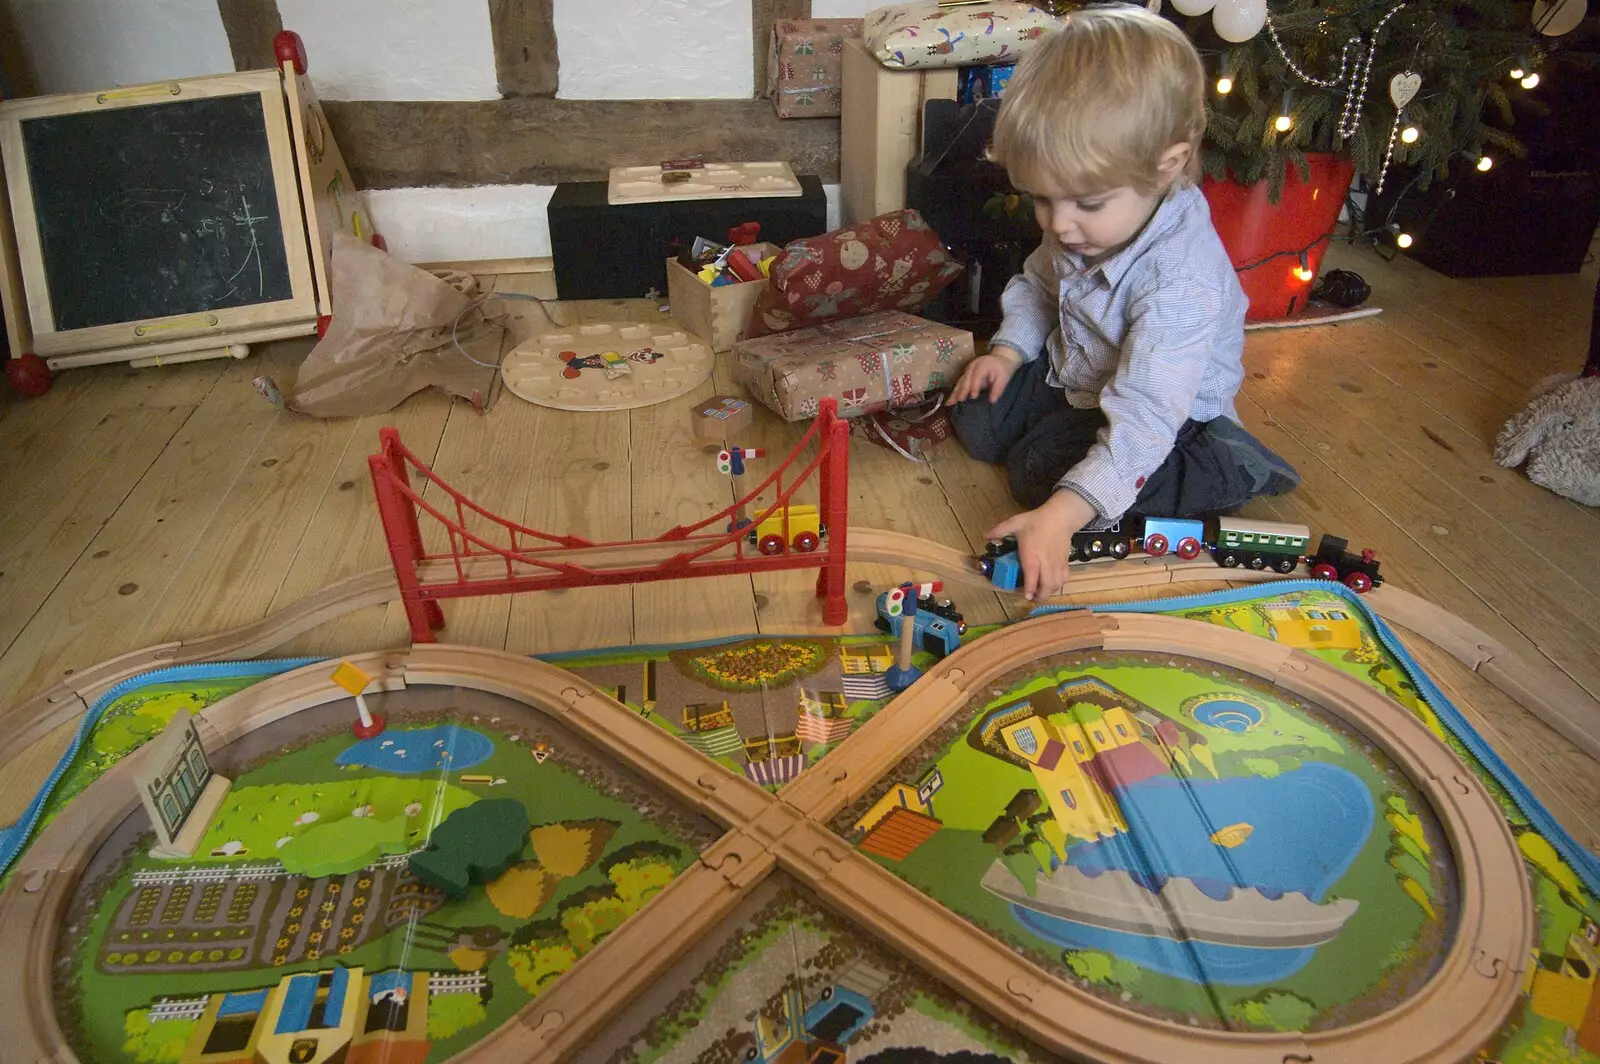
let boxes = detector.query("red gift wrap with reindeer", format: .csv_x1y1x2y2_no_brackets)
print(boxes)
732,310,975,422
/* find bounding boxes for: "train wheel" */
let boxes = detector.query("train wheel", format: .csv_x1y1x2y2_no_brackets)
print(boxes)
1144,533,1168,557
1068,545,1082,562
1110,540,1130,559
758,534,786,555
1344,571,1374,593
1219,552,1240,568
793,531,819,553
1247,556,1267,570
1311,563,1339,581
1088,539,1106,558
1274,556,1298,574
978,557,996,577
1177,538,1201,560
874,617,891,633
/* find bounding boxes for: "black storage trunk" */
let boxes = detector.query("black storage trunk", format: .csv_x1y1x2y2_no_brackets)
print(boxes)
907,158,1040,341
1385,162,1600,278
1376,56,1600,278
546,177,829,300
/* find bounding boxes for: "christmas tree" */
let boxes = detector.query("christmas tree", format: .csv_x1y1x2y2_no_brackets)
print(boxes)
1159,0,1549,197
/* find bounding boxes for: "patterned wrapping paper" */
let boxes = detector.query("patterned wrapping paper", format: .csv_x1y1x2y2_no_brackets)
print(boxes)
745,209,965,339
864,1,1063,70
849,395,956,459
732,310,974,422
767,18,864,118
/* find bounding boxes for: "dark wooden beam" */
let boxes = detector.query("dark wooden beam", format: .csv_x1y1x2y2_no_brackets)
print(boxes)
488,0,559,98
323,98,839,188
753,0,812,98
216,0,283,72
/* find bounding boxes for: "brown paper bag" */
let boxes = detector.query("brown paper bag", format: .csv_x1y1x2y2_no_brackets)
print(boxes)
282,230,506,417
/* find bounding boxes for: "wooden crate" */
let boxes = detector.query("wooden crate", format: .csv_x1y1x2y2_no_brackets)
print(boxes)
666,242,780,352
840,37,958,226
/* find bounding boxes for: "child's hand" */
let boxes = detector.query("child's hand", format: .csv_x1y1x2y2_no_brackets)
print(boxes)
985,490,1098,601
950,346,1023,404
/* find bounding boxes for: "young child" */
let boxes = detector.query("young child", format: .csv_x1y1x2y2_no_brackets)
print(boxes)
949,4,1298,601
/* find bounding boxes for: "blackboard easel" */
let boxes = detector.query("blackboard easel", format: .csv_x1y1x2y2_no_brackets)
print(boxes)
0,31,370,373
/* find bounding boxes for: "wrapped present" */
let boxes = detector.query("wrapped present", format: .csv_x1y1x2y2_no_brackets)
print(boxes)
733,310,974,422
850,395,954,459
864,2,1062,70
745,209,964,338
768,19,863,118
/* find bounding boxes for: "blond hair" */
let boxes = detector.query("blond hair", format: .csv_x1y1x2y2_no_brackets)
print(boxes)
991,5,1205,196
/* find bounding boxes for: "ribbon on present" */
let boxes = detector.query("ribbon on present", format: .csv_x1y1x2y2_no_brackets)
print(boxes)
852,394,950,462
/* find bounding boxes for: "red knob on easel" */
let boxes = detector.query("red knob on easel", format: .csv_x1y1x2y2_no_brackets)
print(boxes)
273,30,308,75
5,353,51,398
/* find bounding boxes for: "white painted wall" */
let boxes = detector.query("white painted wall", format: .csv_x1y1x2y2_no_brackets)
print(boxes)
5,0,842,262
4,0,234,94
554,0,753,100
366,183,841,266
278,0,500,101
365,185,557,262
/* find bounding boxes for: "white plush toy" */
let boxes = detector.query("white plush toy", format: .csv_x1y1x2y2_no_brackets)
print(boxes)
1495,371,1600,508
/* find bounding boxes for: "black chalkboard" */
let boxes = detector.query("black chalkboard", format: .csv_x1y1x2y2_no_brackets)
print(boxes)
21,92,293,332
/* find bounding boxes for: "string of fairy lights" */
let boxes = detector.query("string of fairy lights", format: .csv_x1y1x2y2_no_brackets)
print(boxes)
1207,14,1548,252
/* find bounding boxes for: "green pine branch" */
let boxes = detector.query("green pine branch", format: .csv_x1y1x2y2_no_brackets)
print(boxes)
1176,0,1550,196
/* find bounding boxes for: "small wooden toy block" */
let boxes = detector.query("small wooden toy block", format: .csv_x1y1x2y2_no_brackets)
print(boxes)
331,660,385,738
408,798,532,899
691,394,754,441
136,713,232,860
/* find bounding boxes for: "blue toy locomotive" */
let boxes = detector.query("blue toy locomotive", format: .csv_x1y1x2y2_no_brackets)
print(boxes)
873,590,966,657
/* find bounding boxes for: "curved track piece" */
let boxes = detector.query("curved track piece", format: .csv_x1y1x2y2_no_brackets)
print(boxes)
1,530,1595,785
0,616,1533,1064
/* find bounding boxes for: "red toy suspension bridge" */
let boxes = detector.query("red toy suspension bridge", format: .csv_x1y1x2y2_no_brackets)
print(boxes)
368,399,851,643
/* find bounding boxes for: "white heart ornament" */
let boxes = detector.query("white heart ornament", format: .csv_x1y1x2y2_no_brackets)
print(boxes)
1389,72,1421,108
1533,0,1585,35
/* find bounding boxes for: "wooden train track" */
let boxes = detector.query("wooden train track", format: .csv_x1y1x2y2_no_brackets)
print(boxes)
3,528,1595,784
0,613,1532,1063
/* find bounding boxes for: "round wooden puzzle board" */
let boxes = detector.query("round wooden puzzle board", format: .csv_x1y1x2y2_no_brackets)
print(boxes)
500,322,714,411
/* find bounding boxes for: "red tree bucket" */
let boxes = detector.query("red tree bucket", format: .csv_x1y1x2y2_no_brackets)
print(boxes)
1202,154,1356,322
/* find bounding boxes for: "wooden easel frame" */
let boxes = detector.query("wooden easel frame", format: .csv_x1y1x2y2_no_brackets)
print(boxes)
283,63,370,320
0,60,364,372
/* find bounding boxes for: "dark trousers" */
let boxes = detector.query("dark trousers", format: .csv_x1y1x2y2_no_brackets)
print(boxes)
950,357,1299,516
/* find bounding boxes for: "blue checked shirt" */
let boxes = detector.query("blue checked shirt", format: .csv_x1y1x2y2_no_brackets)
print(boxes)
990,184,1248,520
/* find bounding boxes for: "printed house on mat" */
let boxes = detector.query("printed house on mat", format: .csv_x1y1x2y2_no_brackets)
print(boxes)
180,965,430,1064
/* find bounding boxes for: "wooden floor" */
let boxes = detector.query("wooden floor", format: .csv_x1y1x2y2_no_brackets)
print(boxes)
2,241,1597,853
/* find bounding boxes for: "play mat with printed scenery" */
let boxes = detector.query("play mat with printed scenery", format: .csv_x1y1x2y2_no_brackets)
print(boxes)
1,584,1598,1064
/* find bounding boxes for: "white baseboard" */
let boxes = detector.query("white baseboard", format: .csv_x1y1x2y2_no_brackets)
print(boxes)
364,183,843,265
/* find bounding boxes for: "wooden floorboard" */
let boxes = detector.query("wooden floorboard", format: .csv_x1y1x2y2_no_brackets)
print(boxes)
0,244,1596,853
0,350,290,701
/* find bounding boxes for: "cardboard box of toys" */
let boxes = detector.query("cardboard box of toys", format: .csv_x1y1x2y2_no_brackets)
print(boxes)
767,18,863,118
667,242,782,352
732,310,974,422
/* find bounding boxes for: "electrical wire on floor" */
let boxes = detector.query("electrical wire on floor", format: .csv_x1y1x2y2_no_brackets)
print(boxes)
450,288,566,370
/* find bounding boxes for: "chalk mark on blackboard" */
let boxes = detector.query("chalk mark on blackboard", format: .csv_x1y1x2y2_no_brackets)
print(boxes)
119,188,188,229
225,190,271,296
